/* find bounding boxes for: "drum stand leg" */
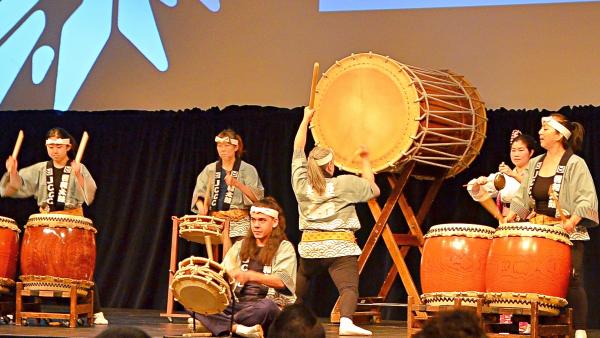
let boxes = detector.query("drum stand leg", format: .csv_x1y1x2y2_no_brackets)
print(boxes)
161,216,188,322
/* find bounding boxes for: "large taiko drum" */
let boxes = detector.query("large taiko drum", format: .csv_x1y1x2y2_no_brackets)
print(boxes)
179,215,226,244
485,223,572,315
171,256,233,314
420,223,495,306
0,216,20,293
312,52,487,179
20,213,97,295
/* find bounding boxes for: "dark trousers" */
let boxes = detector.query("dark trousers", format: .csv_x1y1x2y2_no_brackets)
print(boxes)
192,298,280,336
568,241,587,330
295,256,359,319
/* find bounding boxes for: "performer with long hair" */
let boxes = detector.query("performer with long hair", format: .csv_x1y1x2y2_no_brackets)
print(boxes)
505,114,598,338
191,129,264,254
292,107,380,336
189,197,296,338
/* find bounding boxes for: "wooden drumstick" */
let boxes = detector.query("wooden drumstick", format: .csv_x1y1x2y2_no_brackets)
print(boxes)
75,131,89,163
308,62,319,109
549,186,567,224
479,197,503,223
12,130,24,159
205,235,214,261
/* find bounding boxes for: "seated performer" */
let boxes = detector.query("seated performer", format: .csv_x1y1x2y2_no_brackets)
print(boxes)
292,107,380,336
467,130,536,218
1,127,108,324
189,197,296,338
191,129,264,254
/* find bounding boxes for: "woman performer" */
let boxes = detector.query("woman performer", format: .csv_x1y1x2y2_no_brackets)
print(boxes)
0,127,108,325
292,107,380,336
189,197,297,338
467,130,536,218
505,114,598,338
191,129,264,254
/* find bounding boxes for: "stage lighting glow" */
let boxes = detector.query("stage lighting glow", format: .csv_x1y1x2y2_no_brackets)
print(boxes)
320,0,600,11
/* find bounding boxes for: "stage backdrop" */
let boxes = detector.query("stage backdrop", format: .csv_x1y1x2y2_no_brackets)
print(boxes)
1,105,599,327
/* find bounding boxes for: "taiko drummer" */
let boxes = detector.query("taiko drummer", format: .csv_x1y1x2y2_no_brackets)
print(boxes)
191,129,264,254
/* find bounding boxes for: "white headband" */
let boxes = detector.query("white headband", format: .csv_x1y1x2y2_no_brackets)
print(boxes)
250,206,279,220
315,152,333,166
542,116,571,140
215,136,239,145
45,138,70,145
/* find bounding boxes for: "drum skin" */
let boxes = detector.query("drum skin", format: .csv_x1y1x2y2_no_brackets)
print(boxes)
485,223,571,299
0,217,20,285
421,224,494,294
20,220,96,281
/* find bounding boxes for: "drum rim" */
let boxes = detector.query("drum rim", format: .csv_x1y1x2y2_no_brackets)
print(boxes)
26,213,96,233
0,216,20,233
494,222,572,246
425,223,496,239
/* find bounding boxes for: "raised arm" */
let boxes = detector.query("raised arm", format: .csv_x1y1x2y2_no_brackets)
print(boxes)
293,107,314,151
357,147,380,197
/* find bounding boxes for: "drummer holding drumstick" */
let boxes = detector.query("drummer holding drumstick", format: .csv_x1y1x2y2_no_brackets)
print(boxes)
0,127,108,325
191,129,264,254
504,114,598,338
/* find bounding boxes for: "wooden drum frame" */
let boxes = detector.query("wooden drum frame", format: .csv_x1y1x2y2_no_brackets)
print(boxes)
20,213,97,295
311,52,487,179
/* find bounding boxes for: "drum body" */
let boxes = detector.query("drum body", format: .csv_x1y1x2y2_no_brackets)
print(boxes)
312,52,486,179
171,256,232,314
485,223,571,315
179,215,225,244
20,213,96,293
420,223,495,306
0,216,20,293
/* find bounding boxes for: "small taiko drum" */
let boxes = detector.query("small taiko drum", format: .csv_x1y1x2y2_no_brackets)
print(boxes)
179,215,225,244
171,256,233,314
421,223,495,306
0,216,20,293
20,213,97,295
485,223,572,315
312,52,487,179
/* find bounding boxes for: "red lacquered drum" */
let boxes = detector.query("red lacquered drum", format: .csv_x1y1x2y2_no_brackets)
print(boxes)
20,213,96,294
485,223,571,315
0,216,20,293
420,223,495,306
179,215,225,244
171,256,233,314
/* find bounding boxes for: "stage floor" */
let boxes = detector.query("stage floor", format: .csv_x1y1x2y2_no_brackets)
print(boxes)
0,308,404,338
0,308,599,337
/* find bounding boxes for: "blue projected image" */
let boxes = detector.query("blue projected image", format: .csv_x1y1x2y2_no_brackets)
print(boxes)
320,0,599,11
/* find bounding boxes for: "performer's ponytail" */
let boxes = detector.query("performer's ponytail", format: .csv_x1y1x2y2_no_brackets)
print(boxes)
307,147,332,195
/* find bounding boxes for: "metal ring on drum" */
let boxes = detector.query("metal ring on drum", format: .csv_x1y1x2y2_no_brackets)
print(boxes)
311,52,487,179
420,223,495,306
179,215,226,244
484,222,572,315
171,256,233,315
19,213,97,295
0,216,20,293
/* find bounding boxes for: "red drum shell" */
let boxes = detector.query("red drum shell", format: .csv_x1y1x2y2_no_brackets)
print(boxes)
0,217,20,284
20,216,96,281
421,224,494,294
485,223,571,299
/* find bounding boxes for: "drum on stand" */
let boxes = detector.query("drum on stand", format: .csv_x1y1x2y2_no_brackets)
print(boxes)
485,223,571,315
171,256,233,315
312,52,486,179
20,213,96,295
179,215,226,244
420,223,495,306
0,216,20,294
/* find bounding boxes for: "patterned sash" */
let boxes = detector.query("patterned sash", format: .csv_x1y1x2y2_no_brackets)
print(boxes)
45,160,72,211
210,158,241,211
527,148,573,217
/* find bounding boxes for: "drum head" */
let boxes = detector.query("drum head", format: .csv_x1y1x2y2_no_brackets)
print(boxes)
172,278,229,314
313,53,420,174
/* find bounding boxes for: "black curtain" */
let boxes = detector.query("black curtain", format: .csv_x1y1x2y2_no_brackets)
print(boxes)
1,105,599,328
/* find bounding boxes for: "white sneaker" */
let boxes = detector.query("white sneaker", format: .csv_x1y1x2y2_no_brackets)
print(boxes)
339,317,372,336
575,330,587,338
93,312,109,325
235,324,264,338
